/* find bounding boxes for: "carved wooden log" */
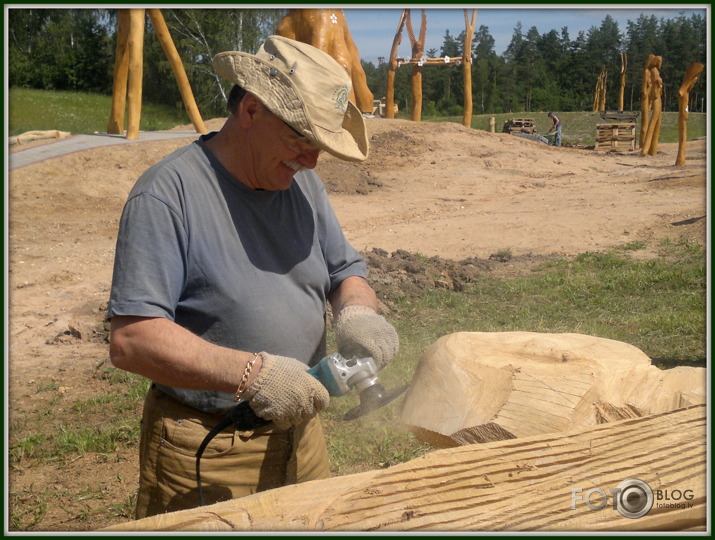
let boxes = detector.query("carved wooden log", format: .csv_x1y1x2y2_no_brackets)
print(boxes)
107,9,131,135
385,10,407,120
125,8,145,140
675,61,704,166
276,9,374,113
9,130,71,145
147,9,207,135
462,9,476,127
400,332,705,448
639,54,657,148
618,52,627,111
101,405,706,532
641,56,663,156
406,9,426,122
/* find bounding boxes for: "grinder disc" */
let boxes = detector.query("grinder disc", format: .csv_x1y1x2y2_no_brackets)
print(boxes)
344,383,409,421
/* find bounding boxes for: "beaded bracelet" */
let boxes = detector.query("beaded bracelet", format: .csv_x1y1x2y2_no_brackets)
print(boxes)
234,352,261,402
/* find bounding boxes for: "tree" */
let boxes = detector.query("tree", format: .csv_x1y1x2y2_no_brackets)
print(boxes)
8,8,114,93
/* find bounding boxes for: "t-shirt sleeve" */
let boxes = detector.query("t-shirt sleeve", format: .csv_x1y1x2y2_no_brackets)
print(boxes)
308,175,367,292
107,190,188,321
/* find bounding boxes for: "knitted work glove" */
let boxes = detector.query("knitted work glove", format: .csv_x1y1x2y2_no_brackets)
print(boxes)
334,305,399,370
242,353,329,429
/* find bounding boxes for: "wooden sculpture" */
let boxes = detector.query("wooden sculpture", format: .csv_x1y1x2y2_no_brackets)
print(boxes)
101,405,706,532
107,9,207,139
618,52,627,111
462,9,477,127
593,70,607,111
385,11,407,120
405,9,427,122
640,55,663,156
675,61,704,166
400,332,705,448
276,9,374,113
107,9,208,140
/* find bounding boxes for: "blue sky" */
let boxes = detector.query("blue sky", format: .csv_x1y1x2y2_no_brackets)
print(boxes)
338,5,709,64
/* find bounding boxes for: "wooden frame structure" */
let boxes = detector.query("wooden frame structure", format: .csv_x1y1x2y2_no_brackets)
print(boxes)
385,9,477,126
107,9,207,140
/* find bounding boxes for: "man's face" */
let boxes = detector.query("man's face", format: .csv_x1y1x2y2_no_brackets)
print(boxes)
247,105,322,191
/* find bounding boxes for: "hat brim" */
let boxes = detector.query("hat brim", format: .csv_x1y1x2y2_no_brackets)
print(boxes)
214,51,369,162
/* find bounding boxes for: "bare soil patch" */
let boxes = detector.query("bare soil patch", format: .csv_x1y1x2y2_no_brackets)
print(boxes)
7,117,707,531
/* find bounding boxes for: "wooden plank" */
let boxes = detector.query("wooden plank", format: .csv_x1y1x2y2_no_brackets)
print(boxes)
101,405,707,532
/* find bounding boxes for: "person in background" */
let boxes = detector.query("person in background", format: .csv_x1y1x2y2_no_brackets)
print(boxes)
547,112,562,146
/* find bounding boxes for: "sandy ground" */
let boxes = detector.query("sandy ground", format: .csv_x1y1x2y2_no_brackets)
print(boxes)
6,117,707,531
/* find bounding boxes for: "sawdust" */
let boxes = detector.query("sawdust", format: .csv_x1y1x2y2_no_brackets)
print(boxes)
6,116,707,531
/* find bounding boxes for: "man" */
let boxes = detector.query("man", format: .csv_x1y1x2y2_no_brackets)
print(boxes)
547,112,562,146
107,36,399,518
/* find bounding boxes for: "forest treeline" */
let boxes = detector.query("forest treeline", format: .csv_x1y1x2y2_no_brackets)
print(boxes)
7,8,708,119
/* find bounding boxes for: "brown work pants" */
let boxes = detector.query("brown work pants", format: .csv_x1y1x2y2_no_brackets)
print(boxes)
135,385,331,519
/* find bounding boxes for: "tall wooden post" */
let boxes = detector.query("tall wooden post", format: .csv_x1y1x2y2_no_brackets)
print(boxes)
462,9,477,127
125,8,146,140
405,10,426,122
107,10,130,134
675,62,704,166
385,11,407,120
639,54,656,148
618,52,627,111
640,55,663,157
147,9,207,134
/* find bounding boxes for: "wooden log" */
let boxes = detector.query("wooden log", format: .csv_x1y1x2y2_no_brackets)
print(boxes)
147,9,207,135
385,10,407,120
9,130,71,145
462,9,476,127
107,9,131,135
400,332,705,448
406,9,427,122
125,8,145,140
675,61,704,166
641,56,663,157
639,54,656,148
618,52,627,111
100,405,706,532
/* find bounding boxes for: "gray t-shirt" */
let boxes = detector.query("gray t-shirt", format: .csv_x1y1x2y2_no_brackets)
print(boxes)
107,133,367,413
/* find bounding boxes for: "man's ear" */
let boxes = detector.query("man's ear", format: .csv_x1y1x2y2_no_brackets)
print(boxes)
238,93,262,128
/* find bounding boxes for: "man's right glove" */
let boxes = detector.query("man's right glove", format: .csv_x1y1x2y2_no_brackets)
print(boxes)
241,353,329,429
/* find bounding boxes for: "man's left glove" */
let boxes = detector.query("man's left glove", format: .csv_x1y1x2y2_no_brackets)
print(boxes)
334,305,399,370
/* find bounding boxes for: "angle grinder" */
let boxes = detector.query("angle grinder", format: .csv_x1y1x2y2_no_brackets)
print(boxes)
195,352,408,505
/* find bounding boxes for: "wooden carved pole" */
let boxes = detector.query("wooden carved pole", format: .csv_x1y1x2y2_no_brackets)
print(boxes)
599,70,607,110
618,52,627,111
592,70,607,111
107,9,130,134
125,8,145,140
639,54,656,148
640,55,663,157
385,10,407,119
405,9,426,122
675,61,704,166
147,9,207,134
462,9,477,127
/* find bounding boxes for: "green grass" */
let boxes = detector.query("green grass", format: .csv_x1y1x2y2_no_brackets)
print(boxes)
8,88,191,136
321,237,705,477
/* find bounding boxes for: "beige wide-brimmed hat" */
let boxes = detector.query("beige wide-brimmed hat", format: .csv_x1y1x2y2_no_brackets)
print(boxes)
213,35,369,162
